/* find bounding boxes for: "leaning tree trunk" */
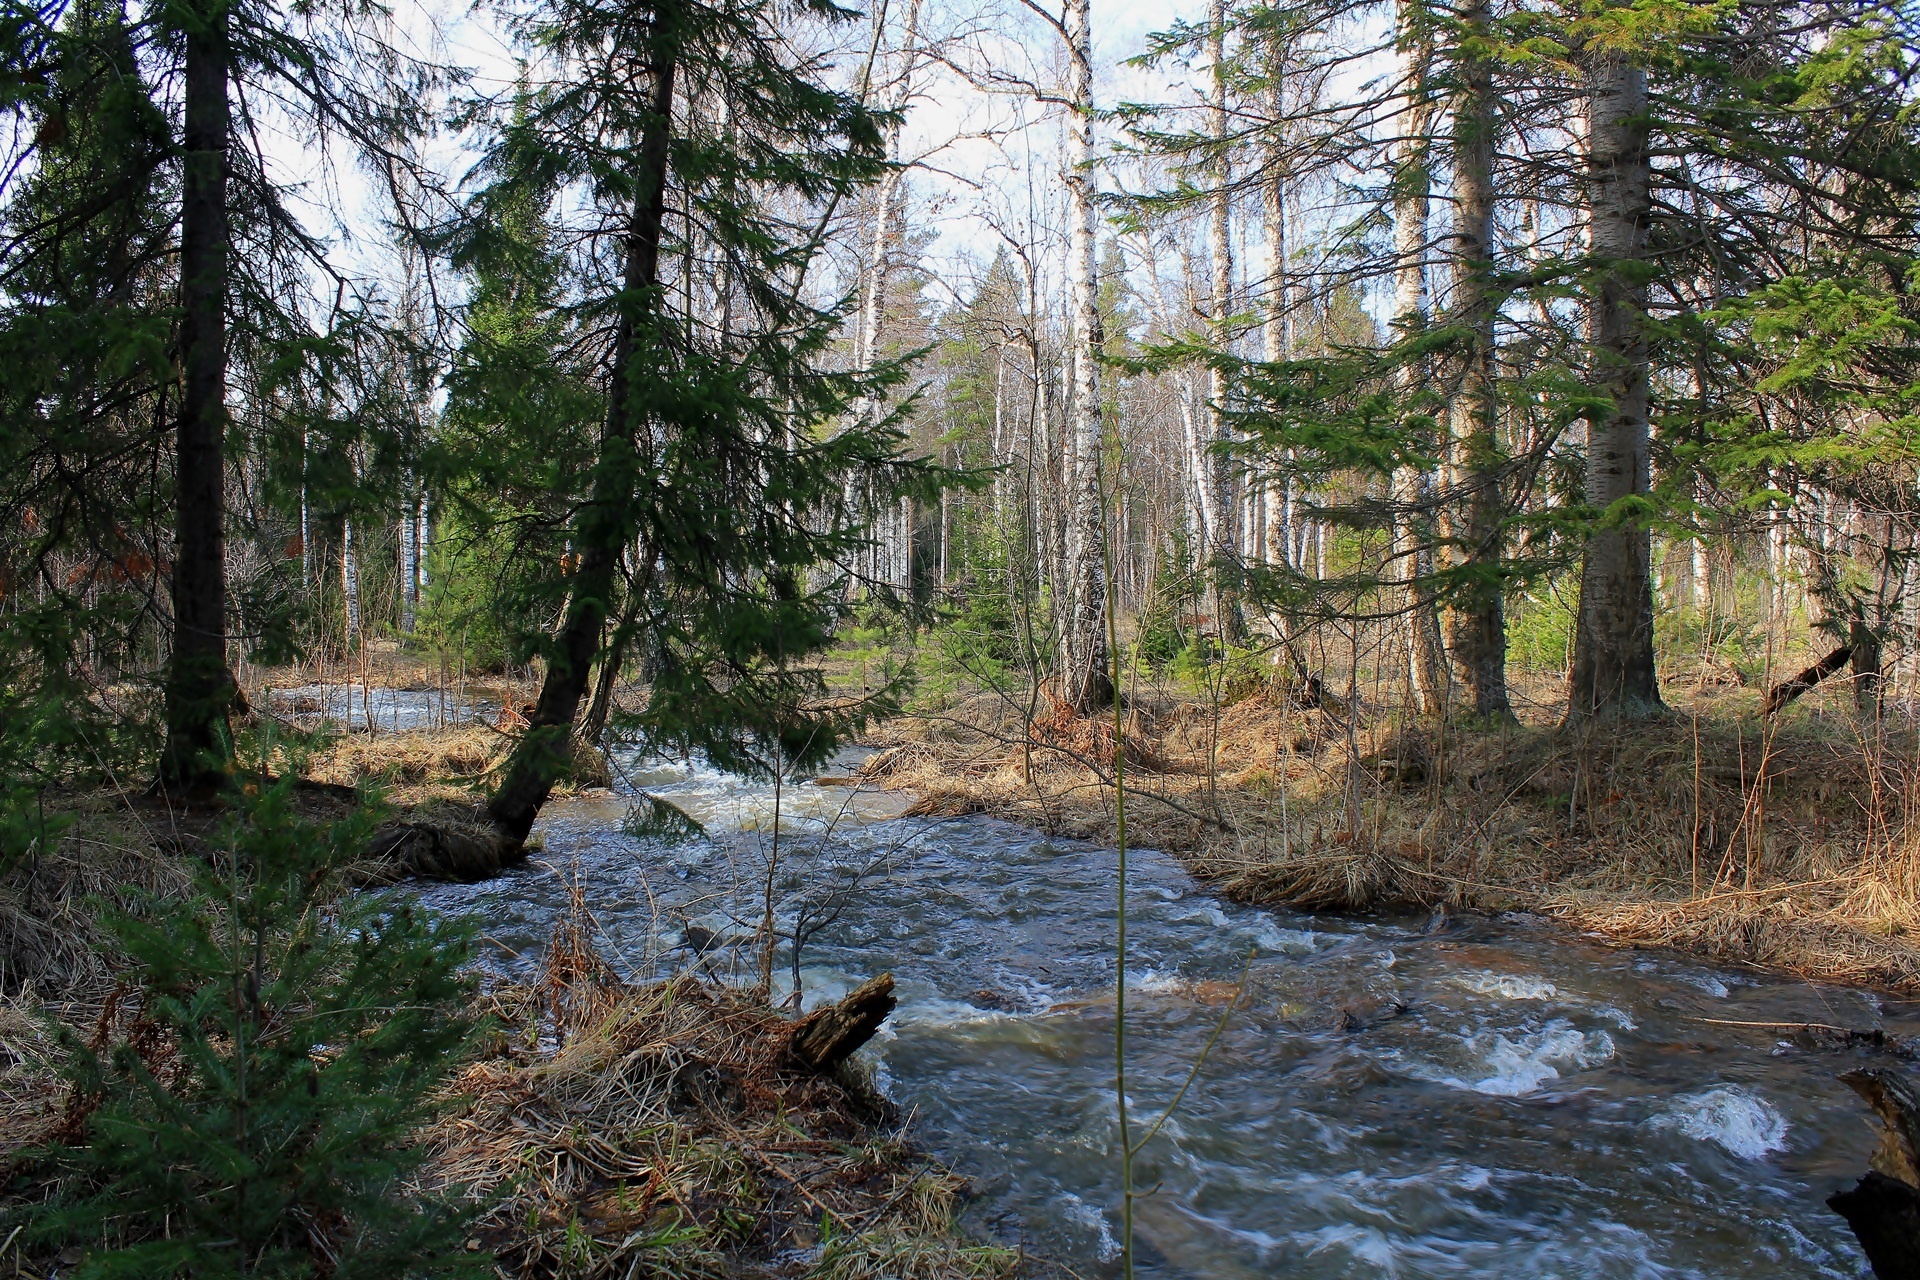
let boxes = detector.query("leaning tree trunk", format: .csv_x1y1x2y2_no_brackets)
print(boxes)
1057,0,1111,713
581,565,650,743
1388,0,1448,718
159,0,235,792
1568,50,1663,720
486,21,677,845
1442,0,1513,721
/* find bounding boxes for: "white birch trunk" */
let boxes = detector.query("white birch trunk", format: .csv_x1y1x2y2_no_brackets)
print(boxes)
341,516,360,648
415,494,429,591
1261,83,1291,570
1206,0,1241,640
399,483,418,634
1059,0,1109,709
1390,0,1446,715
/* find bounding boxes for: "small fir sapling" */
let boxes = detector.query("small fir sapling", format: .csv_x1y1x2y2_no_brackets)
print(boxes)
15,778,486,1278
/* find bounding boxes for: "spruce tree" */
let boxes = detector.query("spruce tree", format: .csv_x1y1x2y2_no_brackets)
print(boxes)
0,0,176,785
454,0,957,844
16,778,483,1277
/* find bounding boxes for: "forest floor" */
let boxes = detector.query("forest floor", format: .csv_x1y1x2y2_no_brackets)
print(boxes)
0,651,1018,1279
13,641,1909,1270
851,662,1920,993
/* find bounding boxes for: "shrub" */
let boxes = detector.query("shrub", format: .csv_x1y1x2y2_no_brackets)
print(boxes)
1507,577,1578,674
416,507,556,672
17,778,485,1279
1135,554,1200,673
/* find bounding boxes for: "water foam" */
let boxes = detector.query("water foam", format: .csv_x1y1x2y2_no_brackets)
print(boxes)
1654,1086,1788,1159
1458,1020,1616,1096
1059,1193,1122,1261
1457,971,1559,1001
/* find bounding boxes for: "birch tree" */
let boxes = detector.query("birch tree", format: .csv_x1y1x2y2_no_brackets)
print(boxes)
1058,0,1111,710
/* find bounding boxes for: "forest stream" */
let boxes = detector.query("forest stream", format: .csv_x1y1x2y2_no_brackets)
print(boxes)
392,723,1899,1279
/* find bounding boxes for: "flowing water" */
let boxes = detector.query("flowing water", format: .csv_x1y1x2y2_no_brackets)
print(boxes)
408,749,1904,1278
266,682,496,732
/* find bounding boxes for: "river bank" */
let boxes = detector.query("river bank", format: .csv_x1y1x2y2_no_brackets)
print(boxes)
10,678,1917,1273
856,683,1920,992
0,734,1016,1278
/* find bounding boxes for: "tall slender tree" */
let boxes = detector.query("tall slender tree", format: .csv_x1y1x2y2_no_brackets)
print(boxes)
1441,0,1512,720
157,0,234,789
1568,34,1661,720
1205,0,1245,643
1059,0,1112,711
470,0,955,845
1388,0,1448,716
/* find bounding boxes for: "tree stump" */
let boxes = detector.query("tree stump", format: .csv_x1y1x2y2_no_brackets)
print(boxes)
787,973,896,1074
1831,1068,1920,1278
360,807,523,883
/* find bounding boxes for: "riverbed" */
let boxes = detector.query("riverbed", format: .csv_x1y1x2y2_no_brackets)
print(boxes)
409,749,1897,1278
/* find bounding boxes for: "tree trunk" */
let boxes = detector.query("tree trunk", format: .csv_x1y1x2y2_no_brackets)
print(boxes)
1691,534,1710,612
1261,117,1291,569
581,570,645,744
1058,0,1111,712
1852,610,1884,717
341,515,360,648
1206,0,1244,643
1568,51,1663,720
416,493,430,591
1389,0,1447,718
159,2,235,791
487,20,676,846
399,481,419,634
1442,0,1512,721
1762,642,1852,715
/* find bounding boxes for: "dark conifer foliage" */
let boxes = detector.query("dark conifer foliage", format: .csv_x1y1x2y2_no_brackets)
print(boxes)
15,780,483,1277
0,0,176,798
450,0,961,842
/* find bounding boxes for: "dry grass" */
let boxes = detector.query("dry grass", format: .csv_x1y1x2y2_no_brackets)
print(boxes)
863,678,1920,990
0,791,196,1000
0,991,65,1172
0,798,1018,1280
421,920,1020,1280
271,722,612,809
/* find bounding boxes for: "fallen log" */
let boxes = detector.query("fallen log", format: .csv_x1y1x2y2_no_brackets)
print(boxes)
787,972,896,1074
1831,1067,1920,1278
1763,644,1852,716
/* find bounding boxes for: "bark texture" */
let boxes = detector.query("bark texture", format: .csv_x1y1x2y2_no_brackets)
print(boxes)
1057,0,1111,712
1568,53,1662,720
160,1,235,790
1442,0,1511,721
1260,91,1290,567
786,972,897,1073
1389,0,1447,717
1205,0,1244,642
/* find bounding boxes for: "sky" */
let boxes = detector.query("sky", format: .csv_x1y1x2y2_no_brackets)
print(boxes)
278,0,1222,326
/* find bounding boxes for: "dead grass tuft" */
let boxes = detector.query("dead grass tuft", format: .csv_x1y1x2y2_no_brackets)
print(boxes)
422,939,1019,1279
0,794,194,1000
